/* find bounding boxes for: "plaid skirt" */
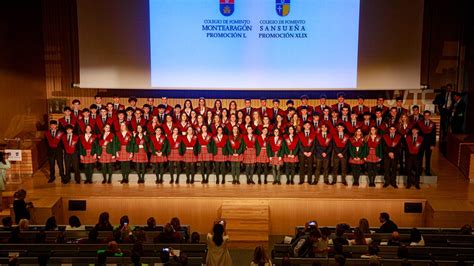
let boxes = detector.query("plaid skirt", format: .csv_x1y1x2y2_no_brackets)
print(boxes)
99,148,115,164
198,146,213,162
117,145,131,162
168,149,182,162
150,154,168,163
214,149,228,162
182,149,197,163
229,154,243,162
365,148,381,163
132,147,148,163
349,158,365,165
283,154,299,163
81,149,97,164
255,148,270,163
270,155,283,166
243,148,256,164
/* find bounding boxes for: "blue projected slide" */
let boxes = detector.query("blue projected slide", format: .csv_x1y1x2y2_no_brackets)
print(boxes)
150,0,360,89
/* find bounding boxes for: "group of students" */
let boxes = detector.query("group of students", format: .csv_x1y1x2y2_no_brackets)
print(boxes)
45,93,436,189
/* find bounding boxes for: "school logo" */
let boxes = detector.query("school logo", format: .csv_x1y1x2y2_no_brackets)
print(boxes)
276,0,290,17
220,0,234,17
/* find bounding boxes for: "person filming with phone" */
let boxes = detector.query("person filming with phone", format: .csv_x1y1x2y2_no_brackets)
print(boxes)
206,219,232,266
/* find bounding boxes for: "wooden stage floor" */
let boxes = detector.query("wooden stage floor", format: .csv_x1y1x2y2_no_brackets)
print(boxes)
5,147,474,236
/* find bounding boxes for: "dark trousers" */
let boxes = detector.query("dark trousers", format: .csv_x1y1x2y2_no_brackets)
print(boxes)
285,163,297,183
64,152,80,183
315,158,330,183
136,163,146,182
272,164,282,183
384,157,397,185
48,148,64,180
366,162,378,185
256,163,269,182
350,164,362,184
83,163,94,182
244,163,255,183
398,147,407,174
332,154,347,183
299,155,314,183
230,162,241,182
214,161,226,183
418,146,432,175
406,154,421,186
101,163,113,182
154,163,165,183
169,161,182,182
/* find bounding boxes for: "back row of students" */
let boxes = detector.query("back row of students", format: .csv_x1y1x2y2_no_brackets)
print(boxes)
45,94,435,189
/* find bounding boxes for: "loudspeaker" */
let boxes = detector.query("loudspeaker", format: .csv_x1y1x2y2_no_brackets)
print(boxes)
68,200,86,211
404,202,423,213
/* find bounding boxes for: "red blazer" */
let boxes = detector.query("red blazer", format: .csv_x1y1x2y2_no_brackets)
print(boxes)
130,118,147,132
213,134,228,148
331,103,351,113
194,106,210,117
182,135,197,148
80,134,97,150
162,122,175,137
396,122,411,137
297,105,314,115
269,108,285,121
351,105,370,116
71,109,82,120
268,136,283,153
371,105,389,115
98,132,114,147
345,120,363,135
256,107,272,118
61,134,79,154
116,132,133,145
313,105,328,116
58,116,77,129
168,135,183,150
360,119,375,135
96,116,114,132
150,134,166,152
243,134,257,148
256,135,269,149
298,131,317,148
284,134,299,150
240,107,256,116
45,130,63,148
406,135,424,154
197,133,213,146
113,119,128,133
77,117,96,133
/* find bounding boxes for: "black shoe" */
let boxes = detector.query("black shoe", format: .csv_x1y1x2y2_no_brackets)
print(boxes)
76,181,81,184
120,179,125,184
156,180,160,184
415,184,421,189
425,172,431,176
170,179,174,184
278,181,281,185
286,180,290,185
237,180,240,184
264,180,268,184
383,183,390,188
291,180,294,185
258,180,262,185
250,180,255,184
330,181,336,185
353,182,359,186
221,179,225,184
369,183,375,187
342,182,348,186
102,179,107,184
324,181,329,185
48,178,55,183
298,181,304,185
392,184,398,189
406,184,412,189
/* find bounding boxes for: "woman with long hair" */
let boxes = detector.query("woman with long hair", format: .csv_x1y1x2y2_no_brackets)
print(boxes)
167,127,183,184
183,99,193,117
225,113,238,135
348,128,367,186
0,152,11,210
177,113,190,135
206,222,232,266
180,127,198,184
79,125,98,184
97,124,116,184
358,218,372,235
131,124,149,184
242,125,257,184
349,227,370,245
365,126,383,187
212,126,228,184
268,128,285,185
226,126,244,184
397,113,411,175
221,108,229,125
197,125,213,184
212,99,223,116
116,122,134,184
228,100,238,115
150,126,169,184
251,245,271,266
283,125,299,185
255,127,270,184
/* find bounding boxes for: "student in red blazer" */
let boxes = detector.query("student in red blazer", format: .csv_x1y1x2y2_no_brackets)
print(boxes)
255,127,270,184
61,125,80,184
168,127,183,184
45,120,65,183
405,127,423,189
242,126,257,184
79,124,98,184
197,125,214,184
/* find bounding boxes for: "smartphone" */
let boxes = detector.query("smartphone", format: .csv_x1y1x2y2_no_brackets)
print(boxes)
219,220,225,225
162,248,170,252
308,221,316,226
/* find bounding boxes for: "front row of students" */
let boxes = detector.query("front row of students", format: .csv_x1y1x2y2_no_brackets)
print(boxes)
45,119,424,189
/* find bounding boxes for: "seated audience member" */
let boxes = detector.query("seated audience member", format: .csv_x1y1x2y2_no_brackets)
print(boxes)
1,217,13,231
409,228,425,246
44,216,58,231
35,230,47,243
331,224,349,246
171,217,189,241
349,227,372,245
291,230,319,257
294,220,318,240
314,227,331,258
13,189,32,224
388,231,401,246
133,229,147,243
18,219,29,231
460,224,472,235
8,227,22,243
95,212,113,231
191,231,201,243
206,222,232,266
251,245,272,266
78,229,104,244
379,212,398,233
361,243,381,259
154,223,183,243
358,218,373,235
56,231,66,243
100,241,125,257
116,215,134,231
144,217,158,231
66,215,85,230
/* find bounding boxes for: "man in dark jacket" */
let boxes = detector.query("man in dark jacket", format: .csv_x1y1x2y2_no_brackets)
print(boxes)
379,212,398,233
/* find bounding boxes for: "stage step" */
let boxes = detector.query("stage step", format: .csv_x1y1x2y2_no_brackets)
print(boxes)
219,200,269,243
48,172,437,185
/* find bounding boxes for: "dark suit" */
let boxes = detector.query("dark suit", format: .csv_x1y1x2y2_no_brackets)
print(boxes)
433,89,453,139
379,220,398,233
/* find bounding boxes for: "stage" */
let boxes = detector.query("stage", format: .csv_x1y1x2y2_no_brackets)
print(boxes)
4,148,474,244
